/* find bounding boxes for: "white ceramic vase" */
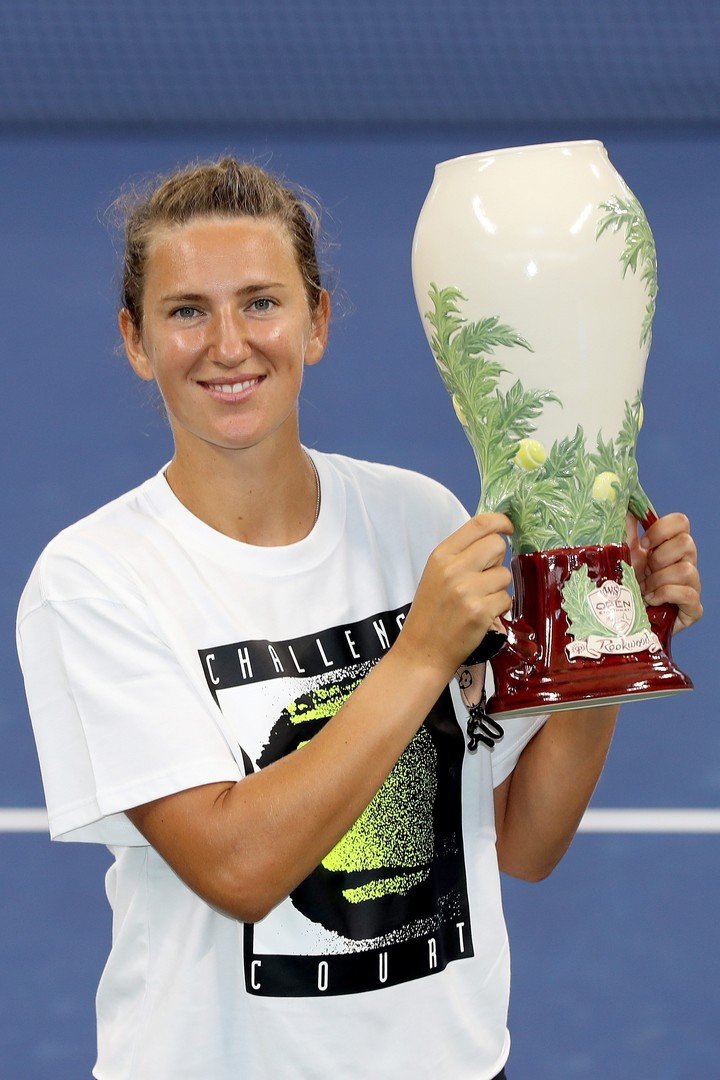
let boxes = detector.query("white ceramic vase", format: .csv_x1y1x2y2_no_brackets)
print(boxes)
412,139,656,553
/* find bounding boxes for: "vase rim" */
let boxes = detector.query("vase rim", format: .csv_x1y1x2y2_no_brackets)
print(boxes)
435,139,606,172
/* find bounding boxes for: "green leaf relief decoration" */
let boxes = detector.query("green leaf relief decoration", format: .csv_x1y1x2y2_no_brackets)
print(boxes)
596,194,658,349
425,284,647,554
621,561,652,635
561,565,610,641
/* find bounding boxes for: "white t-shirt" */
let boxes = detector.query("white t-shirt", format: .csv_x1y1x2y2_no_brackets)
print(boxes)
17,451,546,1080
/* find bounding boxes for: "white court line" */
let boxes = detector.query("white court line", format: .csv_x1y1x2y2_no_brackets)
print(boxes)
0,808,49,832
1,807,720,834
579,809,720,833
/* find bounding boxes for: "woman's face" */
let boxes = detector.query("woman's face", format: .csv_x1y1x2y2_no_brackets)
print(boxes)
120,215,329,458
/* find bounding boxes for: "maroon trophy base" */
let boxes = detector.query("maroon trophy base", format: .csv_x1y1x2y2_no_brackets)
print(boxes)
486,545,693,719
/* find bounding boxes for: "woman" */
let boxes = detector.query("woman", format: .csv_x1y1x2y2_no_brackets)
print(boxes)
17,158,702,1079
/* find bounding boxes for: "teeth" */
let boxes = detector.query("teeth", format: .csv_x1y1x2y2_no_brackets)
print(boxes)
208,378,260,394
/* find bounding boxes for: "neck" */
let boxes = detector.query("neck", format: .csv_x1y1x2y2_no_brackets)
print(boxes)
165,433,319,546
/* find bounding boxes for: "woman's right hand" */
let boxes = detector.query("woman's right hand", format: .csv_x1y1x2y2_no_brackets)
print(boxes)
397,513,514,681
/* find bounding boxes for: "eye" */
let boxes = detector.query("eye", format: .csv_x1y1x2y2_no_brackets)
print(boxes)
170,305,202,319
248,297,276,313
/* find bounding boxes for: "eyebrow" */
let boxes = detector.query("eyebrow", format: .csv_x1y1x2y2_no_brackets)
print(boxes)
160,282,286,303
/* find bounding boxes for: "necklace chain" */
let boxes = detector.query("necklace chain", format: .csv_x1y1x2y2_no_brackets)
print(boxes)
306,452,321,528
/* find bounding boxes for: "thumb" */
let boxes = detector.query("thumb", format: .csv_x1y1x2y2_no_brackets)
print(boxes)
625,513,648,583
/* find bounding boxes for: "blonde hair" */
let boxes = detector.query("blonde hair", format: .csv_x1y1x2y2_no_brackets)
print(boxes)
114,157,324,327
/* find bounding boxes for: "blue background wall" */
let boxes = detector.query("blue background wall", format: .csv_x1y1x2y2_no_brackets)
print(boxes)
1,3,718,1076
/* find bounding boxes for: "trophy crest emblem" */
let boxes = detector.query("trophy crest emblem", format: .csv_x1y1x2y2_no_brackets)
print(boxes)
561,562,662,662
588,581,634,637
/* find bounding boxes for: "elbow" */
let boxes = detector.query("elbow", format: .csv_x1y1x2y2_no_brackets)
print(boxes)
505,863,555,884
496,829,573,882
497,849,561,883
500,859,557,885
230,899,274,925
208,859,287,924
500,862,556,883
219,890,273,925
211,877,278,924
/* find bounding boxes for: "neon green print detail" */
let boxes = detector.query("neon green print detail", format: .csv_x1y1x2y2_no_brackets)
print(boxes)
323,726,438,902
343,870,428,904
286,680,362,724
287,679,439,903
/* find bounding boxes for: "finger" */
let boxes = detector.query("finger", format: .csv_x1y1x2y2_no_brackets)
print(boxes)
642,560,700,599
454,532,512,574
644,582,701,611
471,564,514,597
625,512,641,547
645,532,698,574
625,515,651,581
640,512,691,552
674,596,704,632
441,513,514,556
443,564,513,612
428,530,509,586
629,540,649,582
480,586,514,622
644,584,703,631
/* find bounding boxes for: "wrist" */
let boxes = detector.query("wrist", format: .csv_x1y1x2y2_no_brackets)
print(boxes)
388,631,456,697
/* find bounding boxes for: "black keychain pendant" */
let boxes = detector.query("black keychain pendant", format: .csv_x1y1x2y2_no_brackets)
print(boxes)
466,688,505,752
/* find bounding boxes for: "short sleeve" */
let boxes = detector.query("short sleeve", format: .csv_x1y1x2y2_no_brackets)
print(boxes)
433,481,470,538
485,666,548,788
17,589,242,845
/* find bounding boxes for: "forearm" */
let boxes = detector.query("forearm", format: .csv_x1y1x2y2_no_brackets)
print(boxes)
230,643,454,909
494,509,701,883
131,640,450,921
128,514,515,921
495,704,619,881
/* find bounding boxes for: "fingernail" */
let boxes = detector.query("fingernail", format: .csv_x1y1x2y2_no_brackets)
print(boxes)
640,537,650,550
644,591,656,602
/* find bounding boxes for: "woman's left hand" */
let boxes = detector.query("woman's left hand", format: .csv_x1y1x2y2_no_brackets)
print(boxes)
626,512,702,633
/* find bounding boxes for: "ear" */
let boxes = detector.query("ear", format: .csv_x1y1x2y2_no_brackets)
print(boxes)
304,289,331,368
119,308,155,382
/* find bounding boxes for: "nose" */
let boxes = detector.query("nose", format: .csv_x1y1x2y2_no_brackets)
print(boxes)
208,308,252,366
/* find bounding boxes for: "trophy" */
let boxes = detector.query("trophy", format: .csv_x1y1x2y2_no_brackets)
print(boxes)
412,140,693,718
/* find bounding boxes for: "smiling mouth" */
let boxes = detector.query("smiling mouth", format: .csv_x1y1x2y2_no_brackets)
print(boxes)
202,380,264,397
199,376,265,399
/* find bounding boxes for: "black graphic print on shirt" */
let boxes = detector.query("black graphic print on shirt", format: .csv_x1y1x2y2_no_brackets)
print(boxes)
198,605,474,998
